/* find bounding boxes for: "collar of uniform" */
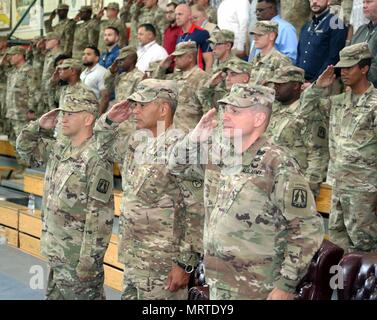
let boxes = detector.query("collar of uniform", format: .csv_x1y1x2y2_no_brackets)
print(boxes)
181,65,199,79
61,136,94,161
241,136,268,167
258,47,276,64
354,83,377,107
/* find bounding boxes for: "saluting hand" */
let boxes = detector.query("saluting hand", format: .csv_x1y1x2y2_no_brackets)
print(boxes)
107,100,133,123
39,109,59,130
190,108,218,143
316,65,336,88
209,71,225,87
159,55,174,69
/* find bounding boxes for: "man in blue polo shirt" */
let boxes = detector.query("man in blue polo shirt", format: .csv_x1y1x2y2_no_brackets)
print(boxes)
99,26,120,69
175,3,213,72
296,0,348,82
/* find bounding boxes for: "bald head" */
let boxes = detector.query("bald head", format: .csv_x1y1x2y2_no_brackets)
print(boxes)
175,4,192,28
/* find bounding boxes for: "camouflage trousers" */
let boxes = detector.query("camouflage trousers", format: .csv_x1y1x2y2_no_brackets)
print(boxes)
329,189,377,252
46,265,106,300
121,268,188,300
6,119,29,168
0,89,10,135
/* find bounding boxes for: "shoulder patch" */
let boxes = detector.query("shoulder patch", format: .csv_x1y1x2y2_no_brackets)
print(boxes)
97,179,110,194
317,126,326,139
291,188,307,208
89,166,113,204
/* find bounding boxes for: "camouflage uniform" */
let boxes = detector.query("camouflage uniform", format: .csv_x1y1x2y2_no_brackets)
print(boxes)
16,87,114,300
249,21,292,85
94,79,203,300
104,47,144,103
169,83,324,300
155,41,210,133
72,6,100,60
41,33,64,114
206,6,218,25
0,43,10,134
208,30,236,74
280,0,311,34
265,66,329,196
198,57,252,112
30,37,46,95
301,43,377,252
44,4,76,55
5,47,38,145
96,3,127,53
129,2,169,47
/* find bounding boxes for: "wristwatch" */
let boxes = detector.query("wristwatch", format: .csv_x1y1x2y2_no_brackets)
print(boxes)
176,260,195,274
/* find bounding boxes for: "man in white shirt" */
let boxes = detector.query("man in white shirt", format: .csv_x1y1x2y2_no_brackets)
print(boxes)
136,23,168,73
80,46,108,114
217,0,250,56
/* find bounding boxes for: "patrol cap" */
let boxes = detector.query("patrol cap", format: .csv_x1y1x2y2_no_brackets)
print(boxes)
251,20,279,35
79,5,92,12
6,46,26,56
115,46,137,61
171,41,197,56
57,87,98,116
269,65,305,84
209,29,235,45
218,83,275,108
223,58,253,74
57,4,69,10
45,32,61,41
167,0,180,6
334,42,373,68
127,79,178,106
105,2,120,11
56,58,83,70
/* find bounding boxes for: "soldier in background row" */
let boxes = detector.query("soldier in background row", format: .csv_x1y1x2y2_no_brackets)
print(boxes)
45,4,75,56
266,66,329,197
249,21,292,85
72,6,99,60
301,43,377,252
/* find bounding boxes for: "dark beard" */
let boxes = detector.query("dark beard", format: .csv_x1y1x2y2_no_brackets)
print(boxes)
83,61,94,67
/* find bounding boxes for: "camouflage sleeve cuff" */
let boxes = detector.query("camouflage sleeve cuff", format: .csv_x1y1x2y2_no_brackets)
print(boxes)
274,277,300,294
176,252,201,268
100,113,120,129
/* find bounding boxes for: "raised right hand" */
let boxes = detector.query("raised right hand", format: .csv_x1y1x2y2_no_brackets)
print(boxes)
39,109,59,130
190,108,218,143
107,100,133,123
210,71,225,87
159,55,174,69
97,8,104,18
316,65,336,88
49,10,56,20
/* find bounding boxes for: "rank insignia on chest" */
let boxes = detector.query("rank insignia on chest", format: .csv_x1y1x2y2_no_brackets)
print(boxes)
192,180,203,188
96,179,110,194
292,189,307,208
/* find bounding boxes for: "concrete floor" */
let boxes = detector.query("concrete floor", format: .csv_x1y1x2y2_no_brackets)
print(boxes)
0,245,121,300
